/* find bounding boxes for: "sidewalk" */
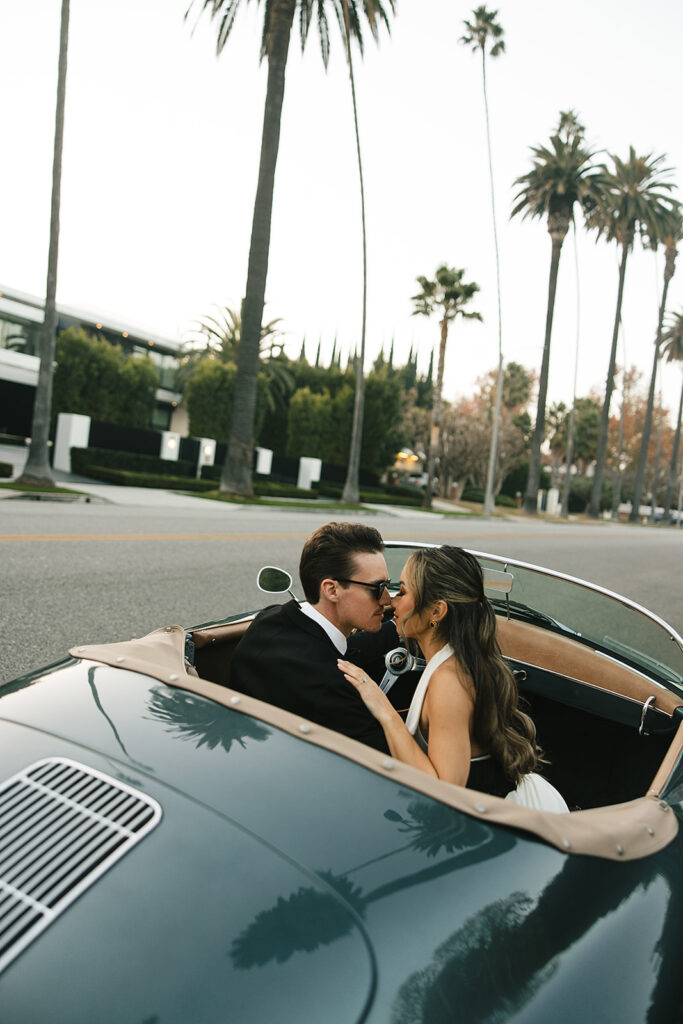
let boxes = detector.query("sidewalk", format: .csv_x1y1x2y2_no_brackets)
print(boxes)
1,443,463,516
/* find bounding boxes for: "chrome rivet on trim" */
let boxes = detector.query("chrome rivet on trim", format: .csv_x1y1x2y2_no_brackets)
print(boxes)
616,844,625,856
381,758,394,770
475,803,487,814
230,696,241,705
116,657,125,663
658,801,670,812
164,627,173,633
169,674,179,681
646,826,655,836
299,724,311,735
562,839,572,850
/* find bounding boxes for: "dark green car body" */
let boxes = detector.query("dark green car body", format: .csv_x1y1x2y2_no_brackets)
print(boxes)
1,544,682,1022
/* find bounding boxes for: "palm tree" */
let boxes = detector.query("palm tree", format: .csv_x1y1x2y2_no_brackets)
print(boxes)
189,0,394,496
512,114,605,515
460,6,505,518
411,266,482,510
18,0,70,487
560,216,582,519
341,0,381,503
629,210,682,521
587,148,679,519
661,311,683,521
180,302,293,413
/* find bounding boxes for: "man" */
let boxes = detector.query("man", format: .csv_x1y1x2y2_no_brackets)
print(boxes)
231,522,397,752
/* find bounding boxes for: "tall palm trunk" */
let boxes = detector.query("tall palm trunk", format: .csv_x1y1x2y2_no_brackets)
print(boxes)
220,0,296,495
589,233,632,518
629,244,675,521
480,46,503,518
19,0,70,487
423,317,448,510
342,0,368,505
610,384,627,520
663,375,683,518
560,402,576,517
524,211,568,514
649,395,664,521
561,223,581,519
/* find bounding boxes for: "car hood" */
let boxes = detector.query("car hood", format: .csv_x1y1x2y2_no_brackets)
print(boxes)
1,659,682,1024
0,715,374,1024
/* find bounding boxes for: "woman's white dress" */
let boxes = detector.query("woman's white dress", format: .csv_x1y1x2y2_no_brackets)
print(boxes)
405,643,569,813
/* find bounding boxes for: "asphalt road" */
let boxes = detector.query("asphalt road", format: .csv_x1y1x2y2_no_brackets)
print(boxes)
1,496,681,684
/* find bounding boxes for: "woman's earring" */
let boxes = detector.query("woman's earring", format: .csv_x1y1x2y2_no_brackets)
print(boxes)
429,619,436,629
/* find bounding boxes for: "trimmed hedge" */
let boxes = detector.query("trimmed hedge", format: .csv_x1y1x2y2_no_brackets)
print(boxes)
0,462,12,478
315,482,423,507
461,487,517,507
71,447,195,478
254,482,316,499
74,465,215,490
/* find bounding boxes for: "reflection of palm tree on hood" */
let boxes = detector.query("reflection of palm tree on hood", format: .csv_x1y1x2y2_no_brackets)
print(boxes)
146,688,270,753
392,850,675,1024
229,799,504,969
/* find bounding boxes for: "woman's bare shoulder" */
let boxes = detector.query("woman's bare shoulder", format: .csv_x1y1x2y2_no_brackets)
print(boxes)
427,656,474,709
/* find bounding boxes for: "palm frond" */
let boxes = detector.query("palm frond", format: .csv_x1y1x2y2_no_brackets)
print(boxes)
662,311,683,364
460,5,505,56
299,1,312,51
316,0,331,66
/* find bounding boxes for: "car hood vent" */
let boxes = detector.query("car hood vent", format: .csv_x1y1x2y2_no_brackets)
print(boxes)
0,757,161,974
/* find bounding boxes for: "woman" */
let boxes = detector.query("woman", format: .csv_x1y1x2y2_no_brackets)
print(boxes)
338,546,568,811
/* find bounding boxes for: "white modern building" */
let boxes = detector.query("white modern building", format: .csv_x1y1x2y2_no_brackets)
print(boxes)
0,284,184,437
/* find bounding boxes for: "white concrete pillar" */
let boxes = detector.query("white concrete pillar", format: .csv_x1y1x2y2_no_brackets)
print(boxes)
53,413,91,472
196,437,216,478
160,430,181,461
255,447,273,475
536,490,545,513
298,456,322,491
546,487,560,516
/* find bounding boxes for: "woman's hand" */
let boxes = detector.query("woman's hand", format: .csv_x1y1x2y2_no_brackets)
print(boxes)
337,658,396,727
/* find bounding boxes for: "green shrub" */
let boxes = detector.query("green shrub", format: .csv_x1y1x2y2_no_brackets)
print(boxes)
71,447,195,478
460,487,517,508
53,328,157,428
494,493,517,508
499,463,551,498
315,483,422,506
461,487,484,502
0,462,12,478
383,483,424,499
567,476,612,513
185,360,269,443
254,481,316,499
76,465,214,490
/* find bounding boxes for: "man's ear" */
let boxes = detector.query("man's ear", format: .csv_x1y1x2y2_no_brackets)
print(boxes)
319,578,339,603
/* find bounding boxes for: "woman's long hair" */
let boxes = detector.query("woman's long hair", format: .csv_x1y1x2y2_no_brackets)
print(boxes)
406,546,538,785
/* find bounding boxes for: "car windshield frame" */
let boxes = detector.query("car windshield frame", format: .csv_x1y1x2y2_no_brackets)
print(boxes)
383,541,683,693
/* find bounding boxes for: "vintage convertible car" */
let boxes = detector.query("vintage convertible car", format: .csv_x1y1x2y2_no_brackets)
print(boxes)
1,541,682,1022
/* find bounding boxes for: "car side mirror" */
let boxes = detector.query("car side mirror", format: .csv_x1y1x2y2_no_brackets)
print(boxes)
257,566,298,600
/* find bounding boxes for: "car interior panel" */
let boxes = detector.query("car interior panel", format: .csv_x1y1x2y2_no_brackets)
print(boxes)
190,609,683,813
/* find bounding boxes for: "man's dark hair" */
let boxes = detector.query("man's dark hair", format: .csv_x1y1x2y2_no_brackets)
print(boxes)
299,522,384,603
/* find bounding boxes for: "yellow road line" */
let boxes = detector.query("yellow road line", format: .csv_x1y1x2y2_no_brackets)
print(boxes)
0,529,607,543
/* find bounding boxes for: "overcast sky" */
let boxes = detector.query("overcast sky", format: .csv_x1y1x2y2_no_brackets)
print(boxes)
2,0,683,418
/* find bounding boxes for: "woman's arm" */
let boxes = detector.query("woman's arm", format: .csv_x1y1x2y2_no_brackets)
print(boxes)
338,658,472,785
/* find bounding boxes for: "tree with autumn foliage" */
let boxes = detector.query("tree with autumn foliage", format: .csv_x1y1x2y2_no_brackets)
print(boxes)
435,362,534,497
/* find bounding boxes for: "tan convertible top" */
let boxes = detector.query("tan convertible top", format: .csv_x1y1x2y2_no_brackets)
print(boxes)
70,626,680,862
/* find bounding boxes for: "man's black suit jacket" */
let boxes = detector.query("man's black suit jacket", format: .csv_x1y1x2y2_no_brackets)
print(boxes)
230,600,399,753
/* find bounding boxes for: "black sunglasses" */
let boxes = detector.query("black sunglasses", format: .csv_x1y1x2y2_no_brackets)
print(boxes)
336,578,392,601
